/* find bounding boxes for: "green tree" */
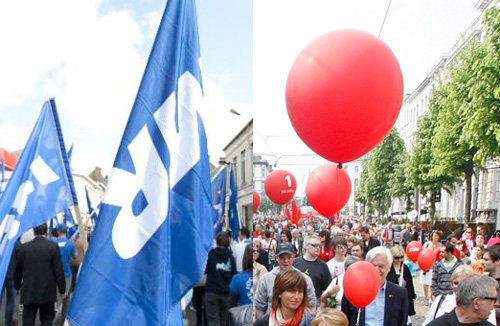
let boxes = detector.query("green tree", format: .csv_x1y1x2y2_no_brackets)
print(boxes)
363,128,406,218
257,195,281,214
355,160,370,217
388,151,413,215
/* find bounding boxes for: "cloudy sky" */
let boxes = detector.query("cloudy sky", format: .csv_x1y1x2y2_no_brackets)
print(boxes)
0,0,252,175
254,0,483,194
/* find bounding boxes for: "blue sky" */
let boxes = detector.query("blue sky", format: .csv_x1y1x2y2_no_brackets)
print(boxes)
0,0,252,174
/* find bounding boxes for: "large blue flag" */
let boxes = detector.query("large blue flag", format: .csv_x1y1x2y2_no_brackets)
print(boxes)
0,157,5,197
0,98,75,289
228,166,240,242
211,166,227,235
67,0,213,325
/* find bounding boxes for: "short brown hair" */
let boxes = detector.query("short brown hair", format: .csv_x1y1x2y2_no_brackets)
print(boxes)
312,308,348,326
271,269,308,311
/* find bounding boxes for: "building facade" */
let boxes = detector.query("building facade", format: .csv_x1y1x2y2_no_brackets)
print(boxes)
253,154,272,195
394,0,500,226
223,119,253,228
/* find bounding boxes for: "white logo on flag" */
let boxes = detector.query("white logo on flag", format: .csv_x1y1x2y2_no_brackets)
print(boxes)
107,72,202,259
30,156,59,185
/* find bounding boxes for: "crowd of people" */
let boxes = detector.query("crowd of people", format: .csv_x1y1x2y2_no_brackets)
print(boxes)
253,214,500,326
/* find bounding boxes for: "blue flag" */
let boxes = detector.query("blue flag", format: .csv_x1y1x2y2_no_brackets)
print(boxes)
0,98,76,289
85,186,99,227
0,157,5,197
228,166,240,242
211,166,227,235
67,0,213,325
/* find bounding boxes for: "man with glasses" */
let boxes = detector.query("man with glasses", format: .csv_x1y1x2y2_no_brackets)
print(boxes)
327,237,348,279
483,245,500,324
428,274,498,326
293,235,332,305
432,243,464,298
254,242,317,318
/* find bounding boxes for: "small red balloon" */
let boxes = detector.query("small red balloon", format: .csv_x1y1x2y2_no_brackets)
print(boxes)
264,170,297,205
418,248,436,272
343,261,380,308
286,29,403,163
306,164,351,217
406,241,423,263
253,190,261,212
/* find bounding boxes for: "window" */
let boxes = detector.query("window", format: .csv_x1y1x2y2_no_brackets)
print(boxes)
241,150,246,184
355,166,359,174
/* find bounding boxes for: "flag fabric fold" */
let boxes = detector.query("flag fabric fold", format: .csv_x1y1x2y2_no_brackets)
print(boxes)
228,166,240,242
67,0,213,325
0,98,75,290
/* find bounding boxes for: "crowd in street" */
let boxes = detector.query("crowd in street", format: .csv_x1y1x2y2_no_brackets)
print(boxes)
0,222,84,326
252,214,500,326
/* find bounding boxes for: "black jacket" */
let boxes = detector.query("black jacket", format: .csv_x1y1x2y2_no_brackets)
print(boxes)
360,237,381,256
387,264,416,315
205,246,236,294
14,236,65,304
341,281,408,326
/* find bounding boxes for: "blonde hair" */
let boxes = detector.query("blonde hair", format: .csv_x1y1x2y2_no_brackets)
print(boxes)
451,265,475,282
390,245,405,259
312,308,348,326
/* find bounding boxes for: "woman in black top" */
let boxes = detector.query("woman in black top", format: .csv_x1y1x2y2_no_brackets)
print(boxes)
387,245,416,317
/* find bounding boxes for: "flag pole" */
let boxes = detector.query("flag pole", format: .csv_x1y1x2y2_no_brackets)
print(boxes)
73,205,88,251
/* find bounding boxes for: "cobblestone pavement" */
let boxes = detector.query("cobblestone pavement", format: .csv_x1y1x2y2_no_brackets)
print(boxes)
412,271,432,326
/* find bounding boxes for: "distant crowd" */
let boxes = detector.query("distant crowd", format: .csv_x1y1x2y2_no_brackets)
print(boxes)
252,214,500,326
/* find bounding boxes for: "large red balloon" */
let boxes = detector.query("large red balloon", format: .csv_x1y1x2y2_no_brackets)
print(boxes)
253,191,261,212
418,249,436,272
306,164,351,217
406,241,423,263
343,261,380,308
286,29,403,163
265,170,297,205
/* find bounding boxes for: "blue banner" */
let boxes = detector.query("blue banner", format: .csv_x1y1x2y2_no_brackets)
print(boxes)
0,98,75,290
67,0,213,325
0,158,5,197
211,166,227,235
228,166,240,242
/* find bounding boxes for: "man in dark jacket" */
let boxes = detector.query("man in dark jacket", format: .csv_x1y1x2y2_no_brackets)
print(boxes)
342,247,408,326
358,226,381,257
204,231,236,326
14,223,65,326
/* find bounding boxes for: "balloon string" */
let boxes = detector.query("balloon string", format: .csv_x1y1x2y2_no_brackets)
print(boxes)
357,307,362,326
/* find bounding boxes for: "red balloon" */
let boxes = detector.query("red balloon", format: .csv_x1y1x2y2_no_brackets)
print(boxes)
306,164,351,217
286,29,403,163
264,170,297,205
418,248,436,272
343,261,380,308
406,241,423,263
253,190,261,212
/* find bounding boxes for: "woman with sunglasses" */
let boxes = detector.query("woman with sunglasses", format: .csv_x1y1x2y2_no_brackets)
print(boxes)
254,269,314,326
422,265,495,325
387,245,416,322
318,230,334,263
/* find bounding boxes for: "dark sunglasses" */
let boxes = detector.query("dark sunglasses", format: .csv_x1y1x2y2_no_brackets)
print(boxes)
394,256,404,259
480,296,498,302
309,243,321,248
253,249,259,253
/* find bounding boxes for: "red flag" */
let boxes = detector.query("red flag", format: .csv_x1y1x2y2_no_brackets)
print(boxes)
286,204,292,221
291,200,299,225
